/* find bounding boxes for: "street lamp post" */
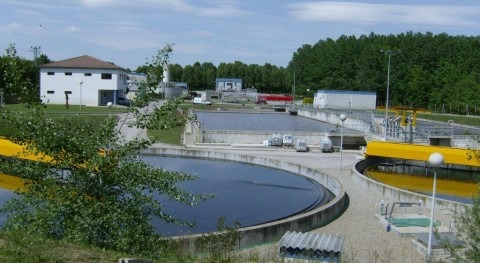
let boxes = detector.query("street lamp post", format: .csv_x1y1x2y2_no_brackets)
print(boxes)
339,113,347,169
79,80,83,112
427,152,444,258
107,101,113,116
380,49,397,141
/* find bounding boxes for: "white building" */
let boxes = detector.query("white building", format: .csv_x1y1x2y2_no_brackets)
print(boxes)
40,55,129,106
126,72,147,100
215,78,242,92
313,90,377,110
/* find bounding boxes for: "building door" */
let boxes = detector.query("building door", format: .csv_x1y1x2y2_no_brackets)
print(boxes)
99,90,115,106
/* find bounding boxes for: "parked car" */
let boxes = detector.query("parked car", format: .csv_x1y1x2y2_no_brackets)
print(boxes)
295,139,309,152
321,138,334,153
117,97,131,106
282,134,293,147
271,133,283,147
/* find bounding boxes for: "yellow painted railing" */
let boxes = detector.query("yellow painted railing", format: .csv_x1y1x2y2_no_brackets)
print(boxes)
365,141,480,167
0,137,53,163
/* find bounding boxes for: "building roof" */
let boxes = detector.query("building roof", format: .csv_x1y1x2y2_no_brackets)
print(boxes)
278,231,344,259
40,55,126,71
317,89,376,95
278,231,344,253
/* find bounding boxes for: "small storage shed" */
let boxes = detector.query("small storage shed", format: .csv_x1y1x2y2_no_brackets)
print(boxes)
313,90,377,110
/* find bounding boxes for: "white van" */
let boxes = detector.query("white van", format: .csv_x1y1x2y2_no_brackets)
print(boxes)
193,97,212,105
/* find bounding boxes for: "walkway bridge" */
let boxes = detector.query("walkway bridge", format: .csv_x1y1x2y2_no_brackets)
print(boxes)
297,105,480,149
365,141,480,167
0,137,51,162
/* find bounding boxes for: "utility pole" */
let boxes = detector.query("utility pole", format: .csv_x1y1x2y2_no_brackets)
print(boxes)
30,46,42,97
30,46,41,66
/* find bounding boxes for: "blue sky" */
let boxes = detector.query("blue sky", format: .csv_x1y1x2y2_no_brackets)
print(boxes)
1,0,479,70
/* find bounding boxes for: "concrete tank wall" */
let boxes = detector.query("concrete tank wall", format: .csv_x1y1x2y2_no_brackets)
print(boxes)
198,130,326,145
298,108,372,134
141,147,348,251
353,159,468,213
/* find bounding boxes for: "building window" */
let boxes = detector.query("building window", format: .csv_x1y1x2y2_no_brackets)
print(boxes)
47,72,55,75
101,73,112,80
65,72,72,76
47,90,54,94
84,73,92,76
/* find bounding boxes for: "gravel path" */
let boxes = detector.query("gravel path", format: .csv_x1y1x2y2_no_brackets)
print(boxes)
228,149,455,263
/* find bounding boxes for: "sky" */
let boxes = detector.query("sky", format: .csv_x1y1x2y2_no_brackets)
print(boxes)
1,0,480,70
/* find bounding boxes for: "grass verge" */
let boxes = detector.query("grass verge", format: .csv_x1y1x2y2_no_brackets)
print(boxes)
418,112,480,127
0,231,125,263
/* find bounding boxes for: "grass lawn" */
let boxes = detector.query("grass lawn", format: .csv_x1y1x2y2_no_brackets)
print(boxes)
418,112,480,127
148,125,185,145
3,103,128,114
0,231,127,263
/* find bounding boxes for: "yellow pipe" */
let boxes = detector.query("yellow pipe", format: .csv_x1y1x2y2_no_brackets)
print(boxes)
365,141,480,167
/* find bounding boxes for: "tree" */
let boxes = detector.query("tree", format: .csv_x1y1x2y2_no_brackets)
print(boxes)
0,45,211,256
441,194,480,262
169,63,184,82
439,147,480,262
1,43,38,104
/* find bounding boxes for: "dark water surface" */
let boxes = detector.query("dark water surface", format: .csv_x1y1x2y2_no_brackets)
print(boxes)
195,111,334,132
0,157,327,236
144,156,326,236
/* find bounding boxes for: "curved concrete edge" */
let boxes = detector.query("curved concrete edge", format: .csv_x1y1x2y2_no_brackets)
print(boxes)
353,158,469,214
141,147,348,251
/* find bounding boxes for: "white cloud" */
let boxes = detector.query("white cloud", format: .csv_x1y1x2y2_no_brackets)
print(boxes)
197,3,248,18
65,26,80,34
80,0,246,17
288,2,480,27
81,0,115,8
80,0,193,11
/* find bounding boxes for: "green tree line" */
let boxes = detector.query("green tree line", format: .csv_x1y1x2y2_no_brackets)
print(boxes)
0,43,50,104
290,31,480,112
152,32,480,112
4,31,480,112
136,61,290,94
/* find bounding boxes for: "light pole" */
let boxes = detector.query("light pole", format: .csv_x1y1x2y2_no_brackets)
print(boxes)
380,49,397,141
427,152,444,258
79,80,83,112
339,113,347,169
107,101,113,116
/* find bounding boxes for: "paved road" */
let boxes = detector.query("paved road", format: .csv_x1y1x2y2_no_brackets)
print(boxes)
115,101,165,142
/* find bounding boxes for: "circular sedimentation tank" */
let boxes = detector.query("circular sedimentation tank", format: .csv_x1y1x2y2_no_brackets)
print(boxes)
143,156,332,236
0,155,335,237
363,160,479,204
